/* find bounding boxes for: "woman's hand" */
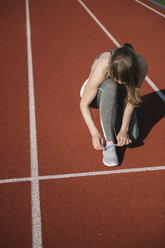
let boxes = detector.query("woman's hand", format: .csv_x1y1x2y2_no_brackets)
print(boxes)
116,130,132,146
92,133,104,150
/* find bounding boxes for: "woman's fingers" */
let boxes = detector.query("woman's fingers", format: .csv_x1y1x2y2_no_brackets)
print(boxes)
117,136,124,146
116,136,121,145
127,138,132,144
117,131,132,146
94,143,103,150
96,140,104,150
117,137,132,146
92,134,104,150
120,140,125,146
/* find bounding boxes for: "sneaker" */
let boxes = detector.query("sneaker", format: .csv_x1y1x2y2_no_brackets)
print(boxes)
103,142,119,167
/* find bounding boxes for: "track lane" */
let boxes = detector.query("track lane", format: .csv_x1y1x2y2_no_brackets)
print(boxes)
0,0,31,179
135,0,165,17
0,1,33,247
81,0,165,90
29,0,164,175
26,0,165,247
29,0,117,175
76,0,165,167
0,0,164,248
0,182,32,247
40,171,165,248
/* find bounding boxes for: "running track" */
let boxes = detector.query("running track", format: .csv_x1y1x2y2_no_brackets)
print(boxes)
0,0,165,247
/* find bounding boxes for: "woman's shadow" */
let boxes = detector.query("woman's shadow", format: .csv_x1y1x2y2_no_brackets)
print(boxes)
117,89,165,164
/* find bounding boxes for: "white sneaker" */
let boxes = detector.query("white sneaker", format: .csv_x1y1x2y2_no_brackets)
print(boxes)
103,142,119,167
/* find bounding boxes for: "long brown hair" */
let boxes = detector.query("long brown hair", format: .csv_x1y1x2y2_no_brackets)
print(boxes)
110,43,141,107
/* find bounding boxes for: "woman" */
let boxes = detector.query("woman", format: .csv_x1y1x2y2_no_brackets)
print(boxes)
80,43,148,167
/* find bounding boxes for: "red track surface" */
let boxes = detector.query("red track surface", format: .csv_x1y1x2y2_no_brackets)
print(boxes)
0,0,165,247
0,0,30,179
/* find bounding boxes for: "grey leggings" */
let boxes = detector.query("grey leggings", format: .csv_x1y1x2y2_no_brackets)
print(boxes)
90,78,139,141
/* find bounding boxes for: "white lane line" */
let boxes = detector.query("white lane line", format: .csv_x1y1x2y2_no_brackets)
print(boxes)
25,0,42,247
145,75,165,102
0,165,165,184
77,0,121,47
38,166,165,179
0,177,32,184
77,0,165,103
135,0,165,18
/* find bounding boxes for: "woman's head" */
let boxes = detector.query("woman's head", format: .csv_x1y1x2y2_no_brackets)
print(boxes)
110,43,141,107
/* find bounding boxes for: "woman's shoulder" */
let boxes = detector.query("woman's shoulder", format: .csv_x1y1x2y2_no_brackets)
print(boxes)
99,51,112,60
91,51,111,72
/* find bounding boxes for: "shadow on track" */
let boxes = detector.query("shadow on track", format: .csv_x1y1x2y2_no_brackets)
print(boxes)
117,89,165,165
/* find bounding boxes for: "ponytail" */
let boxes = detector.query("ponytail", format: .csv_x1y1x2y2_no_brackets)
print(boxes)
123,42,135,52
110,42,141,107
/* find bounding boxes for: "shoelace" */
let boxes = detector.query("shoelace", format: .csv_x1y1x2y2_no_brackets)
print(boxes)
104,143,118,151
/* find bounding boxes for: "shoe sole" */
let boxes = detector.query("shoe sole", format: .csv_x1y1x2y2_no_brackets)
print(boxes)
103,161,119,167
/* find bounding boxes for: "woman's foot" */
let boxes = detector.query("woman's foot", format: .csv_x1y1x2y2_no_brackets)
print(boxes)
103,141,119,166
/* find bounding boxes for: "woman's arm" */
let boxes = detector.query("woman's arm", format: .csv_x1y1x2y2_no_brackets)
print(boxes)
117,103,133,146
80,59,107,150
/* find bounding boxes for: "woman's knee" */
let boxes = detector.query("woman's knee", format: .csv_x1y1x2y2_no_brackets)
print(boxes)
99,78,117,94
